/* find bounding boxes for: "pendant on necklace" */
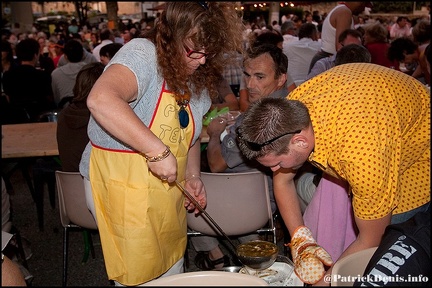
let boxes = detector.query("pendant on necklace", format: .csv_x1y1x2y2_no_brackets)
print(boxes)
177,99,190,129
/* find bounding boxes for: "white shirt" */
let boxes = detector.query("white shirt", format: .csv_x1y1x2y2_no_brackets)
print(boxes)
389,23,411,39
321,4,354,55
92,39,113,62
282,34,299,57
285,38,322,86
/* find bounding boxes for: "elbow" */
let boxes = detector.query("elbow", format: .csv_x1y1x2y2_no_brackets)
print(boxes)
207,155,227,173
208,163,225,173
86,93,98,112
230,102,240,111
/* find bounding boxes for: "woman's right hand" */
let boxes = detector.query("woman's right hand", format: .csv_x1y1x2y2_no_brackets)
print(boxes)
147,153,178,183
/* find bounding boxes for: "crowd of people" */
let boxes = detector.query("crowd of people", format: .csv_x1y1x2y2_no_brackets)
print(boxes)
1,1,430,286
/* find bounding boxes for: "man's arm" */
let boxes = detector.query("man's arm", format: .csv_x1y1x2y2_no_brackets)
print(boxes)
210,92,239,111
273,168,304,235
276,168,334,285
206,117,229,172
238,88,250,112
315,213,392,286
211,77,240,111
332,6,354,52
389,24,397,39
344,213,392,257
307,59,329,80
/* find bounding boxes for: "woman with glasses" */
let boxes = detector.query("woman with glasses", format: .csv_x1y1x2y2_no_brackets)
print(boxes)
78,2,244,286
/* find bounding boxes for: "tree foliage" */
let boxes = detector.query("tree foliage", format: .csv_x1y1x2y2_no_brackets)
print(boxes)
371,2,429,13
106,1,119,30
72,1,95,24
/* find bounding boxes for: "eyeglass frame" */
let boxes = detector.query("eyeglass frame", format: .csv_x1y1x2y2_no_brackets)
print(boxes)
184,45,215,60
236,127,301,151
198,1,209,10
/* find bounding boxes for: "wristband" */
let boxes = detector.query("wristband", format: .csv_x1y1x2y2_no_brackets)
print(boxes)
144,146,171,162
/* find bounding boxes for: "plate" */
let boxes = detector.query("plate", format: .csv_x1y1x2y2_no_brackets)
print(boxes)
142,271,268,286
239,260,303,286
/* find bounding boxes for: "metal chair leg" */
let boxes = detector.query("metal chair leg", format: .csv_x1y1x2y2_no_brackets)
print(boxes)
47,172,56,209
183,238,190,270
81,229,96,263
82,230,90,264
88,231,95,259
62,226,69,287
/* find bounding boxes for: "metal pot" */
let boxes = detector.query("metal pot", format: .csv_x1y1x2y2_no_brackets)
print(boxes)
236,240,279,270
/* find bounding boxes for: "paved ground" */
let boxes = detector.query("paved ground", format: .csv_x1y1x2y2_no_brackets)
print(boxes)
5,167,289,286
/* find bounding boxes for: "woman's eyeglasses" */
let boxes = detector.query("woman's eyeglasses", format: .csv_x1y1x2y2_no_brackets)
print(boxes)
236,127,301,151
184,46,215,60
198,1,209,10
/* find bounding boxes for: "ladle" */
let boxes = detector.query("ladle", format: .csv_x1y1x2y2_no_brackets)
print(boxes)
175,180,238,250
175,180,278,271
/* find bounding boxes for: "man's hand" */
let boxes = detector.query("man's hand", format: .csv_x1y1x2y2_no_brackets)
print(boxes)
206,116,228,137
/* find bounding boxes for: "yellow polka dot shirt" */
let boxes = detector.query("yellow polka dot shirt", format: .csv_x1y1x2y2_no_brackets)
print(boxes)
288,63,430,220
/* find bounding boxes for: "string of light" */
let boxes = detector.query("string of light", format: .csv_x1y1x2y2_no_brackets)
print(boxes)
234,2,296,11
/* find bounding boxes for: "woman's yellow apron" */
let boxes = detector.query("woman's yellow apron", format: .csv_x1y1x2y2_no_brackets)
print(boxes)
89,83,195,285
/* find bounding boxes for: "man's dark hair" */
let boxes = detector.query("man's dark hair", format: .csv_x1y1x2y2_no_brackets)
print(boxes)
335,44,371,66
15,38,39,61
99,43,123,59
280,21,296,35
412,19,430,44
252,31,284,49
99,28,113,41
298,23,318,40
396,16,409,24
64,39,84,63
338,29,362,43
70,33,82,40
245,43,287,78
387,37,418,62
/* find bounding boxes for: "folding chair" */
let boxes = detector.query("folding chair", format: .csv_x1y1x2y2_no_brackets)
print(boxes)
55,171,98,287
185,171,276,267
331,247,378,286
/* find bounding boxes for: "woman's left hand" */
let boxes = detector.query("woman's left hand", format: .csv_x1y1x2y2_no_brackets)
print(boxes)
184,177,207,214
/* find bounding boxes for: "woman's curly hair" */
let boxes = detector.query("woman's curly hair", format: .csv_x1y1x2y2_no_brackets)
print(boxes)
149,2,244,102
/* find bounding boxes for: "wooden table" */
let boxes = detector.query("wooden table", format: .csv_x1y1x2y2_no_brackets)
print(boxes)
2,122,59,159
2,122,59,231
0,122,211,159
